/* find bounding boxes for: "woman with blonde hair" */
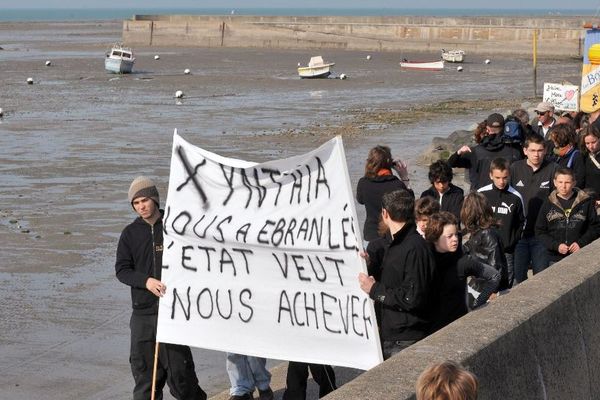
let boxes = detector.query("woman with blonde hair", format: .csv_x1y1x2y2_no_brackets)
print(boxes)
416,361,478,400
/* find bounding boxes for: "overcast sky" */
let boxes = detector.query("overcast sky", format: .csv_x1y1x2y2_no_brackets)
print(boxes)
1,0,598,8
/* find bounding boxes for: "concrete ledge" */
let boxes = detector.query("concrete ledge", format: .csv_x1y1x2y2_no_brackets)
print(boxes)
324,239,600,399
122,15,588,56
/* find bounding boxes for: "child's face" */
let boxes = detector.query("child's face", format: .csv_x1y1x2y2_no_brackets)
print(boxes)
433,180,450,194
416,217,429,233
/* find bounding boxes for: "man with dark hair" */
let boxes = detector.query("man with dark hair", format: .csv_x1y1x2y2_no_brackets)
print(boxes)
358,189,436,359
115,176,207,400
420,160,464,222
509,134,558,283
535,168,600,264
478,158,525,288
448,113,523,191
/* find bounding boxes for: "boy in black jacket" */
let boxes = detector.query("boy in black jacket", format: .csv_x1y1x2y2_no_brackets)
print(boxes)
478,158,525,287
420,160,464,223
535,168,600,264
115,176,206,400
358,189,436,359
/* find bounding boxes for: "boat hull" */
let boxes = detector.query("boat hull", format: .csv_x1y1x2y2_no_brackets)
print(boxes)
399,60,444,71
442,52,465,63
298,65,333,79
105,57,134,74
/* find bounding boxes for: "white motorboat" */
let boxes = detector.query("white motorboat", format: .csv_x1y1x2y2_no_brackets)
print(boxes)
399,59,445,71
298,56,335,79
105,44,135,74
441,49,465,63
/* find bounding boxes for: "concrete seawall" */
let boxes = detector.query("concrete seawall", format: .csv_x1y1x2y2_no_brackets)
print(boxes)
324,239,600,399
122,15,588,56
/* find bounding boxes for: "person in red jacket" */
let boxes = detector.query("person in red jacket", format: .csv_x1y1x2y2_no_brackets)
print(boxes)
115,176,206,400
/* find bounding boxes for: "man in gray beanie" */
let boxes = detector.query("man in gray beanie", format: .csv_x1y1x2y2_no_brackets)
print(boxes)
116,176,207,400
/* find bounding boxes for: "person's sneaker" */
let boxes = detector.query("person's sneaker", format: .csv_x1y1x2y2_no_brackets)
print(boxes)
228,394,253,400
258,387,274,400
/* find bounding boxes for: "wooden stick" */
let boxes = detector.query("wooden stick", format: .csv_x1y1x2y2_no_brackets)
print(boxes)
150,341,160,400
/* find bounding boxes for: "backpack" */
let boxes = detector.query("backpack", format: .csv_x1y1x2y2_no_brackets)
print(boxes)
503,116,524,144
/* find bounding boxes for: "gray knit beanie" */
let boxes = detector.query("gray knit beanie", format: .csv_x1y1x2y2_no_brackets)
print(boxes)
128,176,160,207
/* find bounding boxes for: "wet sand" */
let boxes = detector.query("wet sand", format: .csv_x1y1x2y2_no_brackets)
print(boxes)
0,20,582,399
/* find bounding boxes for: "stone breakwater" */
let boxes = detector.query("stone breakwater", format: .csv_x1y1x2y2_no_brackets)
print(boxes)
123,15,587,56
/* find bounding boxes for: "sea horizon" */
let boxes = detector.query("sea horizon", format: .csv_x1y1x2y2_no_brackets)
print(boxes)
0,7,597,22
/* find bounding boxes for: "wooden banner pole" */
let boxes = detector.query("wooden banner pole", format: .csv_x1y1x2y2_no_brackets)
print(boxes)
150,341,160,400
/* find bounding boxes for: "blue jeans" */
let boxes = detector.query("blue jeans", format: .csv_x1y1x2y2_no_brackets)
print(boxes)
226,353,271,396
514,236,549,284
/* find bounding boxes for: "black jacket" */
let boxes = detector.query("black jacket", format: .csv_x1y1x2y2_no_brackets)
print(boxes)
510,159,558,236
420,183,464,222
477,184,525,253
369,223,436,341
430,247,500,333
365,233,391,282
448,135,523,191
356,174,411,241
115,213,164,315
532,118,557,139
535,189,599,261
464,227,509,291
583,152,600,194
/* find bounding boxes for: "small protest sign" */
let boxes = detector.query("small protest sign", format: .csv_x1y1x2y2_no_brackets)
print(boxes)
156,131,383,370
543,82,579,112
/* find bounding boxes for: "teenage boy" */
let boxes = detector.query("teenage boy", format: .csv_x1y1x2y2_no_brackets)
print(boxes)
535,168,600,264
420,160,464,223
478,158,525,288
115,176,207,400
358,189,436,359
509,134,558,283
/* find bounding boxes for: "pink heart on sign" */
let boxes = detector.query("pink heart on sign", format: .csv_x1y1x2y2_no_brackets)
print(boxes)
565,90,575,100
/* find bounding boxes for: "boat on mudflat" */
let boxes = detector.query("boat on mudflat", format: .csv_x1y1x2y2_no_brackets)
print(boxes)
399,59,445,71
298,56,335,78
105,44,135,73
441,49,465,63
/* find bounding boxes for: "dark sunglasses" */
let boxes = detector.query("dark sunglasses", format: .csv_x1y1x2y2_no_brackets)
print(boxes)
536,111,547,116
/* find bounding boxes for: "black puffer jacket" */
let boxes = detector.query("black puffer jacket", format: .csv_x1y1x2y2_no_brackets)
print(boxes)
463,227,509,291
115,213,164,315
356,174,411,241
535,189,599,261
429,247,500,333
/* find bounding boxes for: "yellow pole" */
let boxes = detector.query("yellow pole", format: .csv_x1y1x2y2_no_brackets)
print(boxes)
533,29,538,97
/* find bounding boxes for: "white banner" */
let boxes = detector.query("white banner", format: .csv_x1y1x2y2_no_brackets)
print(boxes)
156,131,383,370
543,82,580,112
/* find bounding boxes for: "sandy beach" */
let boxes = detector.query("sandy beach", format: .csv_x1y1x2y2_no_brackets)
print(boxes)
0,20,582,399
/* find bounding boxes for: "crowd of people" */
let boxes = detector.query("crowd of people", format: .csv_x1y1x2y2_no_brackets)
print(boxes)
353,102,600,396
113,102,600,400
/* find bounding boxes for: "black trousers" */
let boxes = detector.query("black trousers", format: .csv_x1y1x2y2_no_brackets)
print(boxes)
130,313,207,400
282,361,336,400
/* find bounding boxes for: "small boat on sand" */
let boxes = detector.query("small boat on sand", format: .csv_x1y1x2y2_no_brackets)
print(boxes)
298,56,335,79
105,44,135,74
441,49,465,63
399,59,444,71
